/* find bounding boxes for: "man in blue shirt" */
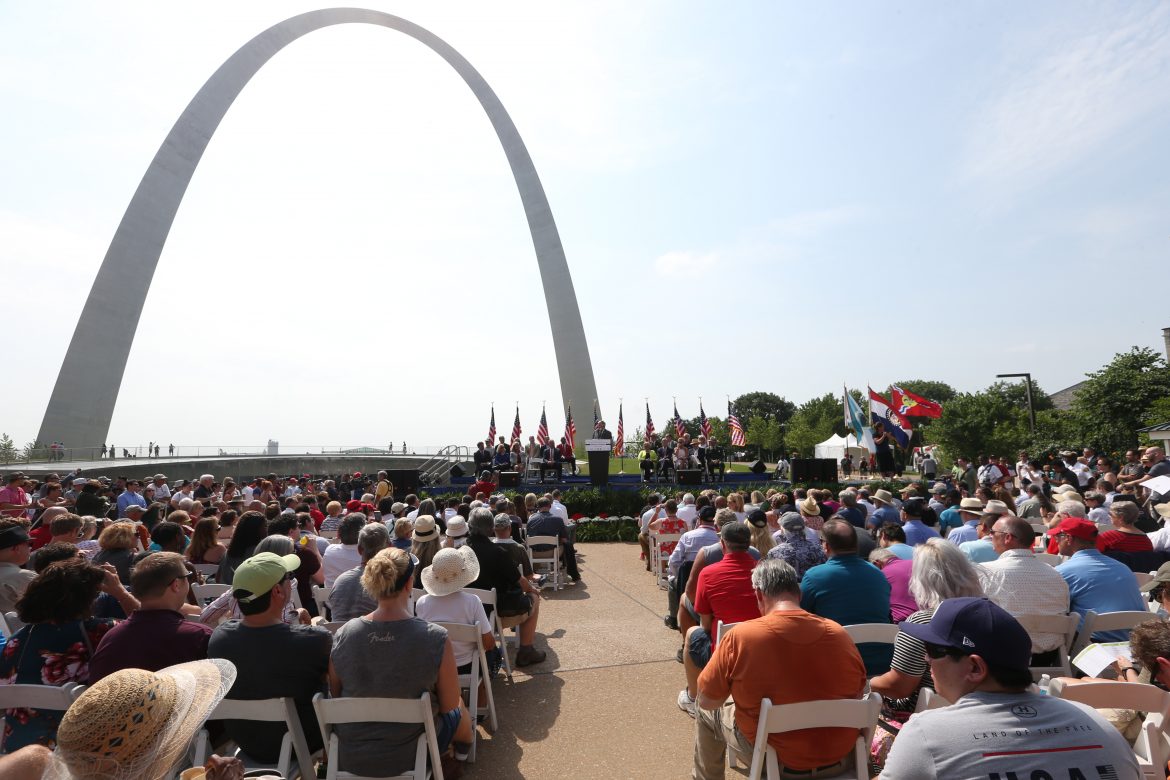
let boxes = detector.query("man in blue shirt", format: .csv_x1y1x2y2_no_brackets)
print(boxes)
1054,517,1145,641
944,497,985,545
866,490,901,531
801,519,892,675
900,498,940,546
115,479,147,518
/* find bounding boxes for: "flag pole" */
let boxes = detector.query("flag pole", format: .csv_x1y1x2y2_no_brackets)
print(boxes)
618,396,625,475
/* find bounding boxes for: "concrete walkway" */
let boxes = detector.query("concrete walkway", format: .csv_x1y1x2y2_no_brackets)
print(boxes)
464,542,704,779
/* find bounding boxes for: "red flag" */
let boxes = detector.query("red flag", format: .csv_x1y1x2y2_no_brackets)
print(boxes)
614,403,624,456
700,402,712,439
486,406,496,445
728,401,745,447
564,404,576,450
510,407,522,444
536,406,550,446
890,385,943,418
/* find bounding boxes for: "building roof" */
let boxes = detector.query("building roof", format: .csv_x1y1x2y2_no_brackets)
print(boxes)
1138,421,1170,433
1048,381,1087,412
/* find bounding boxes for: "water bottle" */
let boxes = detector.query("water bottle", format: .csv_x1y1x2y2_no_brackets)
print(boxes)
1038,674,1051,695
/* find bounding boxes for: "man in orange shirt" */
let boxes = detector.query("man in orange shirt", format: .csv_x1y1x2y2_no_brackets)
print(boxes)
694,558,866,780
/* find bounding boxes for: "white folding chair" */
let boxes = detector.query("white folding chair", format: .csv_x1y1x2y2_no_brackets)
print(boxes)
192,583,231,607
1014,612,1080,679
716,621,749,769
320,621,348,634
913,687,951,712
653,534,682,589
312,692,444,780
526,535,562,591
843,623,898,677
0,682,85,713
466,587,514,682
318,528,340,542
1050,680,1170,779
747,692,881,780
524,457,542,483
193,697,319,780
1034,552,1062,566
435,622,498,762
716,620,739,644
191,563,220,581
409,588,426,615
1073,610,1155,655
5,611,25,633
0,611,10,639
313,585,332,618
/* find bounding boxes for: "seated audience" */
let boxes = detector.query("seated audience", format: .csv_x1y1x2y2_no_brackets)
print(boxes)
416,546,501,678
329,547,473,774
900,498,940,546
89,551,209,681
957,512,1000,563
869,548,917,622
26,514,82,571
1098,500,1152,554
391,517,413,550
880,598,1139,778
526,496,581,583
216,510,268,585
0,519,36,613
200,535,310,626
876,522,914,560
944,497,986,544
92,520,138,584
330,523,389,622
209,551,332,765
693,559,866,780
491,512,536,584
187,516,227,564
766,511,825,579
322,512,365,587
1054,517,1146,640
411,515,442,570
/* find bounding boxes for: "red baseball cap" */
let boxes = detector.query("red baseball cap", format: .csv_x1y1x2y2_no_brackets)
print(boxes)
345,499,363,512
1053,517,1098,541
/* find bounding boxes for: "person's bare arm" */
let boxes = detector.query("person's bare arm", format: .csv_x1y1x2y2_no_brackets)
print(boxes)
0,745,50,780
685,547,709,603
99,563,140,615
699,611,713,634
435,640,462,713
869,668,921,700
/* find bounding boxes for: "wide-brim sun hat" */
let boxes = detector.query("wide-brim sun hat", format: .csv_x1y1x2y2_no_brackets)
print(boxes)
445,517,469,538
420,545,481,597
872,489,894,505
798,496,820,516
50,659,236,780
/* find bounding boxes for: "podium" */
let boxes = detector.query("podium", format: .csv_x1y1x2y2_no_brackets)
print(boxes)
585,439,612,487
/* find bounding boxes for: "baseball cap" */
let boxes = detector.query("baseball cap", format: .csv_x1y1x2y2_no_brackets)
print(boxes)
745,509,768,528
698,506,716,522
780,511,805,533
1142,561,1170,592
1053,517,1098,541
900,597,1031,671
232,552,299,603
345,499,363,512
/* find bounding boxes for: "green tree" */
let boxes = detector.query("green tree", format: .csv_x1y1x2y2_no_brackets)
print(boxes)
733,392,796,426
1070,347,1170,454
744,417,783,461
928,381,1049,462
786,393,843,457
0,434,16,464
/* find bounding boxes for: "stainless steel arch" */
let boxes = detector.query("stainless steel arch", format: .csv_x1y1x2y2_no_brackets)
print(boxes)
37,8,599,448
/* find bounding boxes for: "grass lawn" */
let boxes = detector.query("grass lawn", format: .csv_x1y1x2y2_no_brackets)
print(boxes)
580,458,756,475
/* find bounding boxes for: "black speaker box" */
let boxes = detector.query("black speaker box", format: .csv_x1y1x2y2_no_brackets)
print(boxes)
749,459,767,475
449,464,465,479
678,469,702,484
385,468,420,499
498,471,519,487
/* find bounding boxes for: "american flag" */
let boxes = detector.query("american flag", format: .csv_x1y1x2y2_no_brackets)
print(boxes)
673,401,686,437
645,402,655,441
593,400,600,430
699,402,712,438
564,404,576,450
728,401,746,447
614,402,624,456
536,406,550,446
487,406,496,445
510,406,522,444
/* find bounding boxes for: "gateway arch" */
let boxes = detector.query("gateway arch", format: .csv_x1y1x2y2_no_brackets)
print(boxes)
37,8,599,449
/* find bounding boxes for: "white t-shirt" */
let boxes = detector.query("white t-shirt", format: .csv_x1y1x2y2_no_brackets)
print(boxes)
322,543,362,587
640,507,665,533
551,501,568,521
676,504,698,528
415,590,493,667
153,483,171,500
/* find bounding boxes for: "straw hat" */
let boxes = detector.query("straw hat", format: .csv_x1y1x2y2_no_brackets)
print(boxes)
51,659,236,780
983,500,1010,515
871,489,894,506
412,515,438,542
421,546,481,597
959,497,984,512
798,495,820,516
445,517,469,538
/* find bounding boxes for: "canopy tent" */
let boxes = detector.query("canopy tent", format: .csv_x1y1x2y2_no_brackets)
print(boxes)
813,433,870,463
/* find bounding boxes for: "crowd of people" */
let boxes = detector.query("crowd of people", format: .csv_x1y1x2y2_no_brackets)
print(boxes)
637,445,1170,777
0,466,587,778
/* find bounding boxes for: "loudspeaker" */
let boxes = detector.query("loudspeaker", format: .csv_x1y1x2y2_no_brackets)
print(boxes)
749,459,767,475
449,464,465,479
385,468,420,500
498,471,519,487
791,459,814,483
790,459,838,483
817,458,838,482
678,469,702,485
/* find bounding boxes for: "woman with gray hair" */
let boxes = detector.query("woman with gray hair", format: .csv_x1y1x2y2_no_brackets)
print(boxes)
870,537,984,715
1098,499,1152,553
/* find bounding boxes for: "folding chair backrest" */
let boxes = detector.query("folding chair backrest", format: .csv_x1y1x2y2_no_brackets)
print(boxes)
913,687,951,712
749,693,881,780
1135,572,1155,588
192,583,231,606
312,692,443,780
5,611,25,633
0,683,81,712
192,563,220,581
313,585,332,616
465,587,512,681
1074,610,1155,655
1013,612,1079,678
525,536,560,555
843,623,899,645
434,621,497,757
322,621,347,634
716,621,739,644
195,697,315,778
1051,680,1170,772
1034,552,1061,566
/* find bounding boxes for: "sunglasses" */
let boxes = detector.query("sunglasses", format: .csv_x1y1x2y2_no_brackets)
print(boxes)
924,642,970,661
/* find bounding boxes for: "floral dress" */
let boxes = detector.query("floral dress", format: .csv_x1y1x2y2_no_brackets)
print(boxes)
0,618,115,751
655,518,687,556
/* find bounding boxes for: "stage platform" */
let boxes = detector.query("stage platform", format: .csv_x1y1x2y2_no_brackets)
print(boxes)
439,471,782,494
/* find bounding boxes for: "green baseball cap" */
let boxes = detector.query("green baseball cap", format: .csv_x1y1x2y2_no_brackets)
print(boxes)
232,552,299,603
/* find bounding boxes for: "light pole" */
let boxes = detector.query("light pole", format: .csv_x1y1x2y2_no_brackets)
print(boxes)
996,373,1036,433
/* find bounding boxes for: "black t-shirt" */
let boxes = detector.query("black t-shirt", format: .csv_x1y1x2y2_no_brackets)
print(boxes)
208,622,332,762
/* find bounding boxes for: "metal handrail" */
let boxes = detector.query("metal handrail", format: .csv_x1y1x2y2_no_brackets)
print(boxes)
418,445,471,485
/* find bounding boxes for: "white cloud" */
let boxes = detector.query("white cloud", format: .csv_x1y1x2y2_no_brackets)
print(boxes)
961,4,1170,188
654,250,719,277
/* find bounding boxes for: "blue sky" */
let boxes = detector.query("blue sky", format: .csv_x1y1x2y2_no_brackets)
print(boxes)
2,1,1168,451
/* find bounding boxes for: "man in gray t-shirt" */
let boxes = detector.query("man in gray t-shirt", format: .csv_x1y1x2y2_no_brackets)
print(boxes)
881,597,1140,779
329,523,389,621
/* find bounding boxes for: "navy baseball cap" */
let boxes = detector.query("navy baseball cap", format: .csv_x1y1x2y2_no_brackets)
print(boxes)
899,597,1031,671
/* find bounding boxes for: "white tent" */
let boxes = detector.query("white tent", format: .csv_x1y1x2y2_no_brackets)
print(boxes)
813,433,869,463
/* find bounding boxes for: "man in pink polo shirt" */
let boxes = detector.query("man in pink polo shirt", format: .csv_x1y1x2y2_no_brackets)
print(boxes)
0,473,30,519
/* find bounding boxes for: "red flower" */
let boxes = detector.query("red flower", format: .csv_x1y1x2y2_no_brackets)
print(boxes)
571,513,584,520
39,643,89,686
598,512,609,519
